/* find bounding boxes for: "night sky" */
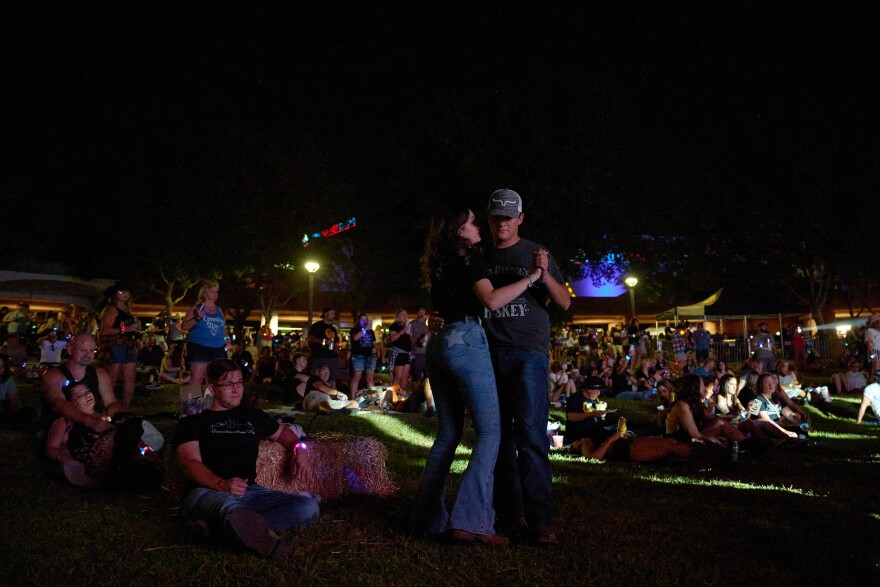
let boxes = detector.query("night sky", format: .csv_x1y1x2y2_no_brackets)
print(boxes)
4,3,878,290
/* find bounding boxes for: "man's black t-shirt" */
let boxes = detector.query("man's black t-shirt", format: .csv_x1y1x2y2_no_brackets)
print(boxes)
174,405,280,484
308,320,338,359
138,344,165,368
481,238,565,356
565,393,600,442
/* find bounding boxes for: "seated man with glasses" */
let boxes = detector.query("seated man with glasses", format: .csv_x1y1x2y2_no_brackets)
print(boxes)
175,358,319,558
40,334,121,440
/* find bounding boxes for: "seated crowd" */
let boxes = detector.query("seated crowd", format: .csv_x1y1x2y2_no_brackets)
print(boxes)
4,299,880,559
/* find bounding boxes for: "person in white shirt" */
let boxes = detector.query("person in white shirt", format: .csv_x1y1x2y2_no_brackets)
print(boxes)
38,330,68,366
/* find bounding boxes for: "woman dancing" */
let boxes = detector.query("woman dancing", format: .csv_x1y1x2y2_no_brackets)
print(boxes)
411,206,543,546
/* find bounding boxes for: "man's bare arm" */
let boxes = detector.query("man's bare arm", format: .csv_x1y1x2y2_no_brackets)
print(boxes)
42,370,113,432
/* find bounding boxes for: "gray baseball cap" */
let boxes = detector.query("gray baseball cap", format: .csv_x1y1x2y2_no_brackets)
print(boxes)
488,188,523,217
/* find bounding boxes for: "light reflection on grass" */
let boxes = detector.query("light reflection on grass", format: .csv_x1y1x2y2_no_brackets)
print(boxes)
358,413,473,457
831,396,862,404
812,431,880,440
635,474,817,496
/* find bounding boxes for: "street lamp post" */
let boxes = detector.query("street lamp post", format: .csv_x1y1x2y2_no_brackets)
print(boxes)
624,276,638,321
305,261,320,327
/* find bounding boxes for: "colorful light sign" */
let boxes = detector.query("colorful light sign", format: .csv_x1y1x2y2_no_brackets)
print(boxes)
302,217,357,247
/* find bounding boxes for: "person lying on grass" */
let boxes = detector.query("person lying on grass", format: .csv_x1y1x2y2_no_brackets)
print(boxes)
175,358,319,558
302,365,360,415
572,431,719,463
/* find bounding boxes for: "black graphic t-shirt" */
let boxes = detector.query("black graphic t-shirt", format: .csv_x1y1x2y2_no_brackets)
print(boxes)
481,238,565,355
174,405,280,484
308,320,338,358
349,327,376,357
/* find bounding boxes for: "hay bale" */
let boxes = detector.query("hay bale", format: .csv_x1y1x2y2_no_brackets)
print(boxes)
255,433,397,501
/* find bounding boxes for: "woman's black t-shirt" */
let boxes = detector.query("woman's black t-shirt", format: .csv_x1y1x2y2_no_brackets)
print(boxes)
349,328,376,357
429,250,487,322
389,323,412,351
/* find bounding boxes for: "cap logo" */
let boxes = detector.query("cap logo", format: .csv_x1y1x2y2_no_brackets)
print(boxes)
492,197,518,207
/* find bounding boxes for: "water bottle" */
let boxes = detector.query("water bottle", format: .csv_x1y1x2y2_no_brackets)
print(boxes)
202,388,214,411
730,441,739,462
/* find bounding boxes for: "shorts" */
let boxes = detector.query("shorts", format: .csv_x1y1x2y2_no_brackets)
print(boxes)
351,354,377,372
186,342,227,364
388,347,411,369
110,343,138,365
303,390,349,412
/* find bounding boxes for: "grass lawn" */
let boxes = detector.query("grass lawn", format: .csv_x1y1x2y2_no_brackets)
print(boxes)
2,379,879,586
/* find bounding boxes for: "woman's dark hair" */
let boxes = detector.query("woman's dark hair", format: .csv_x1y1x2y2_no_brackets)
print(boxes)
677,374,709,427
0,353,10,383
206,358,239,383
756,373,775,396
169,343,184,365
421,206,476,290
718,374,736,396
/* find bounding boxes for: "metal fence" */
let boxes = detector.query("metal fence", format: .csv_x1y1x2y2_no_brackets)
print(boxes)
555,335,846,370
644,337,842,366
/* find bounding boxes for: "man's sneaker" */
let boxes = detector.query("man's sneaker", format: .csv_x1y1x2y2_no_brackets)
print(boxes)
228,507,292,559
534,525,558,547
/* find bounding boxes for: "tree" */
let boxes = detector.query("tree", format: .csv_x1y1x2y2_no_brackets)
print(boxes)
256,263,304,327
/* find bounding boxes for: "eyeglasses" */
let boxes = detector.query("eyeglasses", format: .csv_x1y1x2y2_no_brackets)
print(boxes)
214,380,245,390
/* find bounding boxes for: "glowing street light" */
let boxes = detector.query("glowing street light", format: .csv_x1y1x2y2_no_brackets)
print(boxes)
624,276,638,320
305,262,320,326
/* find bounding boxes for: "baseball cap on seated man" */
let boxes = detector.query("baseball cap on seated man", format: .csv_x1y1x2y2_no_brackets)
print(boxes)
488,188,523,218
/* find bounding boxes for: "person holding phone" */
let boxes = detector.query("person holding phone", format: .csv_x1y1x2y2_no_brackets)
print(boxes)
349,313,377,398
181,282,227,386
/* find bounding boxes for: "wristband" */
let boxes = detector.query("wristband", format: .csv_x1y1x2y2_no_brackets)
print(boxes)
213,478,224,491
527,275,534,288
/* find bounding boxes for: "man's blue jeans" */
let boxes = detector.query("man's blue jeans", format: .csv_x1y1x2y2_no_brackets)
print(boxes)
184,483,320,538
411,321,500,535
492,347,554,528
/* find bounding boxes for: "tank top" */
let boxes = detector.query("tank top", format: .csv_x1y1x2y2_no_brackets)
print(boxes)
40,364,104,431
